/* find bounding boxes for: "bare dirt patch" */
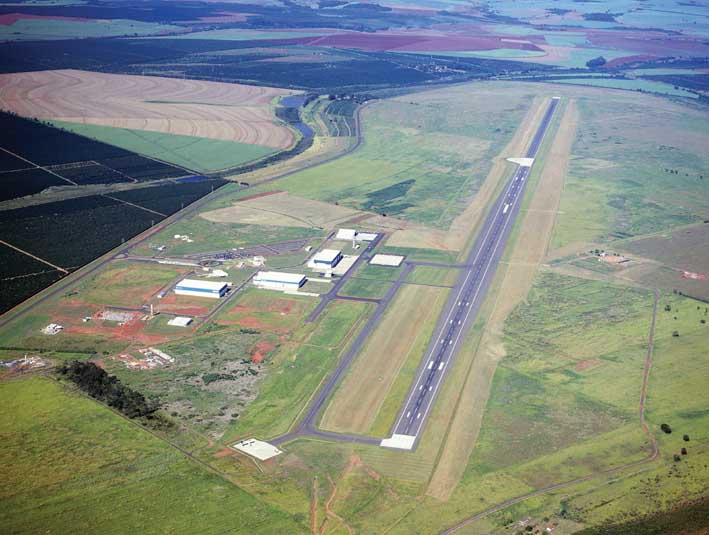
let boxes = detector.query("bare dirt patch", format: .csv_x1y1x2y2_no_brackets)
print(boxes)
426,99,578,500
201,190,364,229
249,340,277,363
0,69,296,148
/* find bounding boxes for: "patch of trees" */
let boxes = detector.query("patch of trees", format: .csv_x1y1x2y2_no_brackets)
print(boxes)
586,56,607,69
58,360,159,419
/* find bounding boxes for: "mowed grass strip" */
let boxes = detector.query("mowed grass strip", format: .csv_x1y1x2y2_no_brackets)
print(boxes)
320,284,449,435
0,377,305,534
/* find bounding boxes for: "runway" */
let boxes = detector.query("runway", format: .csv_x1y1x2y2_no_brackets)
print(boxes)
383,97,560,450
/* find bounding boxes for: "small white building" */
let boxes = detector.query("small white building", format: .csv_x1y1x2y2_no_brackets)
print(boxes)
167,316,193,327
370,254,404,267
174,279,228,299
254,271,306,291
336,228,357,241
310,249,342,268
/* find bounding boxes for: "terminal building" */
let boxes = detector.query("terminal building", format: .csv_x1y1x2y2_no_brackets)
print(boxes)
310,249,343,268
254,271,307,291
174,279,229,299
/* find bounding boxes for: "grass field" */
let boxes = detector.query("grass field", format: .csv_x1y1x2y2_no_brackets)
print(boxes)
51,121,278,173
0,18,180,40
239,83,534,227
75,261,185,308
406,265,459,286
0,377,306,534
224,299,373,440
549,77,698,99
338,277,392,299
547,83,709,253
137,213,324,256
321,284,448,435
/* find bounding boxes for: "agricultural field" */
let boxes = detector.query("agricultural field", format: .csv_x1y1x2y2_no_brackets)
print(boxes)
50,122,278,174
0,377,305,534
0,14,181,40
0,70,298,149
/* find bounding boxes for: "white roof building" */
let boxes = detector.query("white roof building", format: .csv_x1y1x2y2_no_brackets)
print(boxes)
370,254,404,267
167,316,193,327
310,249,342,267
336,228,356,240
175,279,228,298
254,271,306,291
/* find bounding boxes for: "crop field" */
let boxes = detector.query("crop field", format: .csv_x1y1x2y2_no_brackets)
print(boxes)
619,225,709,275
51,121,278,174
550,77,698,98
0,111,184,178
0,377,305,534
321,284,448,436
0,70,297,149
0,14,180,40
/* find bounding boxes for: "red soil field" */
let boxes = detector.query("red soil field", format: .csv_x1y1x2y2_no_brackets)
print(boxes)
249,340,277,363
604,54,657,68
0,13,89,26
236,190,283,203
587,30,709,57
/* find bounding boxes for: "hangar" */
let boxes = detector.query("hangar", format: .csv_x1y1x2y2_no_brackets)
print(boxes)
311,249,343,268
174,279,228,299
254,271,307,291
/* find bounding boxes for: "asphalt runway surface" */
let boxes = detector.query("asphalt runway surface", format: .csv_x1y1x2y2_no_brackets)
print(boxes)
389,97,559,445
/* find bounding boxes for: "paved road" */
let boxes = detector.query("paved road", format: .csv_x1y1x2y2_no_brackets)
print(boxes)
272,263,414,446
386,97,560,447
305,233,384,323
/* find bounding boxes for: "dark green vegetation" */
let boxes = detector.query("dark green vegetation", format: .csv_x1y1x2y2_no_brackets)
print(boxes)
575,497,709,535
58,360,159,419
0,38,552,93
0,112,183,179
0,112,230,314
0,377,307,534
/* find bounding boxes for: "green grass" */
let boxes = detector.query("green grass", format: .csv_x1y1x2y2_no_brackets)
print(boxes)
338,277,391,299
225,300,373,440
0,18,179,40
0,377,306,534
138,214,324,257
243,83,533,226
406,265,459,286
51,121,278,174
551,89,709,249
352,263,405,282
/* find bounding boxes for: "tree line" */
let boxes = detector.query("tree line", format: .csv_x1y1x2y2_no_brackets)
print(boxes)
58,361,159,419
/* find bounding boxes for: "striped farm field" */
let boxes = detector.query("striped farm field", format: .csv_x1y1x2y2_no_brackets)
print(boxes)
0,69,298,149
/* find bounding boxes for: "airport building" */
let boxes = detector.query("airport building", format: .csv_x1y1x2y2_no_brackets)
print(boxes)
311,249,343,268
254,271,307,291
174,279,228,299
